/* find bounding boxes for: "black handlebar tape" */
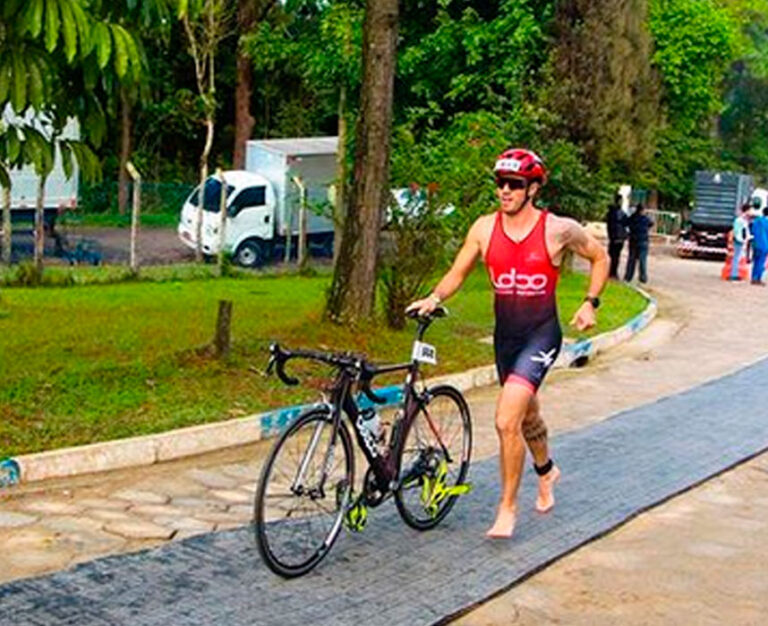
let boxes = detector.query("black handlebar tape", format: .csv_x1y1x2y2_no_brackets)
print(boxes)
276,357,299,386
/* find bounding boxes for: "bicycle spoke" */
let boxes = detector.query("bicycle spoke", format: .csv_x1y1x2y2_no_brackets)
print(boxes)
395,388,471,529
256,410,352,575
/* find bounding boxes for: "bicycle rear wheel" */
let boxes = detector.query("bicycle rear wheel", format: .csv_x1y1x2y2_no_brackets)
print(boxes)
254,408,354,578
394,384,472,530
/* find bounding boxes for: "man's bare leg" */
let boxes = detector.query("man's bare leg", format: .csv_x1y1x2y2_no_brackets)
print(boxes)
522,395,560,513
486,382,531,538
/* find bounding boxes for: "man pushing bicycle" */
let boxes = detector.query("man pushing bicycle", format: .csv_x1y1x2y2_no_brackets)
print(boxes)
408,148,609,538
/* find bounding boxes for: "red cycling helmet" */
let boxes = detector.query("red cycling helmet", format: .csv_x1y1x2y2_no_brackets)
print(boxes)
494,148,547,185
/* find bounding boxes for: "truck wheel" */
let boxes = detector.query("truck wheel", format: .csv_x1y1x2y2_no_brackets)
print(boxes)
235,239,265,268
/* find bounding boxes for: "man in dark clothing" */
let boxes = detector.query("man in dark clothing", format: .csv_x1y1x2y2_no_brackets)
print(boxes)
624,203,654,284
605,194,627,279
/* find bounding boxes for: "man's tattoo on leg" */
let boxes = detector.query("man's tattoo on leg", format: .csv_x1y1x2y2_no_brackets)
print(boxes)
522,413,548,444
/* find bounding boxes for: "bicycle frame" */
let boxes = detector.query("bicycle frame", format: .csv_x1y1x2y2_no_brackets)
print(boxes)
268,309,454,505
315,324,453,501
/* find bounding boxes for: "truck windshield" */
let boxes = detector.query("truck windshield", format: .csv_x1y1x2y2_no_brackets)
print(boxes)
188,178,234,212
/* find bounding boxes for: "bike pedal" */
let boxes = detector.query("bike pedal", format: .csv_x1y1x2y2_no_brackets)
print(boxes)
344,501,368,532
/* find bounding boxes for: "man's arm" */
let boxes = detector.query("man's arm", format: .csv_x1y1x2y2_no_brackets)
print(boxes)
407,218,484,315
556,218,610,331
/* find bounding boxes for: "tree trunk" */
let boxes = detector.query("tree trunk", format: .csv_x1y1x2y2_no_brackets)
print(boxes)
127,162,141,274
233,56,255,169
213,299,233,358
234,0,257,169
118,88,133,215
325,0,399,323
34,175,46,279
333,85,348,269
196,116,215,261
2,184,11,265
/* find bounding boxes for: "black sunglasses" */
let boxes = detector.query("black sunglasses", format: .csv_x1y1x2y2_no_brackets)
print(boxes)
495,177,527,190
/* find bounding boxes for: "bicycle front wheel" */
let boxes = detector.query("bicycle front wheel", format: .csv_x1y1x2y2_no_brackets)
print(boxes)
254,408,354,578
394,384,472,530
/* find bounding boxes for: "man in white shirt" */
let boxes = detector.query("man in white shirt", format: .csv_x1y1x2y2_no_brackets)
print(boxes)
731,204,751,281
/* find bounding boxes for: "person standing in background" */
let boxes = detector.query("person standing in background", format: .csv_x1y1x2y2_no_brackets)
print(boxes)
605,193,627,279
730,204,751,282
624,203,653,284
750,206,768,286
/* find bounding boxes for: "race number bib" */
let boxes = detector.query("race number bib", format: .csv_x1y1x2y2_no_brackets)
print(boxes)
412,341,437,365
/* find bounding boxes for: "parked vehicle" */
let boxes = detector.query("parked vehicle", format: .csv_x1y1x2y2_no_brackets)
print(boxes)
1,109,79,232
178,137,337,267
677,171,754,258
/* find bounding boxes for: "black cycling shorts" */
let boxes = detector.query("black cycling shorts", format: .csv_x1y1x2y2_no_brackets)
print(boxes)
494,317,563,393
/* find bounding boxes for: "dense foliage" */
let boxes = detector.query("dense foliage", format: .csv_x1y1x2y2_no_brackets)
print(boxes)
4,0,768,217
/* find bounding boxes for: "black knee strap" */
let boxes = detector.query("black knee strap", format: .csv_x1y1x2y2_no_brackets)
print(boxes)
534,459,553,476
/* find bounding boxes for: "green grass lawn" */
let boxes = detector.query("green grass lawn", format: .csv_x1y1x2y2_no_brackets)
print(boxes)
0,267,647,456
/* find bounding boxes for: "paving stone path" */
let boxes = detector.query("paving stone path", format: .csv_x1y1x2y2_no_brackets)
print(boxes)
2,351,767,626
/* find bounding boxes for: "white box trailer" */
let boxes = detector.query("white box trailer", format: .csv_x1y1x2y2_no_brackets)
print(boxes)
2,109,79,231
178,136,337,267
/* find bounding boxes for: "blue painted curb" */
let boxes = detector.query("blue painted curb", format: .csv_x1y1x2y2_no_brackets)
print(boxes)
557,288,657,367
0,458,21,488
259,386,406,439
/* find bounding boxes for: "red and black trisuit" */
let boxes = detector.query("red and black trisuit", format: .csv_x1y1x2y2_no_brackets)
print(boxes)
484,210,562,393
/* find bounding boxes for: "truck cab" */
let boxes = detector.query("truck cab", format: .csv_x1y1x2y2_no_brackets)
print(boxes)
179,137,338,267
178,170,277,267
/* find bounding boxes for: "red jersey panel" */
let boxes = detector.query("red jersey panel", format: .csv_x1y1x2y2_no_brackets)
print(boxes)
484,210,561,337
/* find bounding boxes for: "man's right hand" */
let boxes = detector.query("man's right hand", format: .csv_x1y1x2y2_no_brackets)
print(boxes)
406,294,440,317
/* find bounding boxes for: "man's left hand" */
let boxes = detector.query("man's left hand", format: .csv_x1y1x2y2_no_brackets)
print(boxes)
569,302,596,331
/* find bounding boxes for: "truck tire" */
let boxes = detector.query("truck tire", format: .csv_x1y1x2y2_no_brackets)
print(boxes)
235,239,266,268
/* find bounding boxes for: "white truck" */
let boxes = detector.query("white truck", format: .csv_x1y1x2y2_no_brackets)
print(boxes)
178,136,337,267
1,110,79,232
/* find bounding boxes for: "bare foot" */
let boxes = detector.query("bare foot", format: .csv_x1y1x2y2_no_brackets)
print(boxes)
486,506,517,538
535,465,561,513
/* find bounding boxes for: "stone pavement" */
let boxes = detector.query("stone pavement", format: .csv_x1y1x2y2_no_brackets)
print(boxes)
1,252,768,623
2,351,768,625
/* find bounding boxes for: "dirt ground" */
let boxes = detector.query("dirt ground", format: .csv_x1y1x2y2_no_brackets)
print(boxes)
5,226,193,266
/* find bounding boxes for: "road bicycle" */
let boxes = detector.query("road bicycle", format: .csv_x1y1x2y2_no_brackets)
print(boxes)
254,307,473,578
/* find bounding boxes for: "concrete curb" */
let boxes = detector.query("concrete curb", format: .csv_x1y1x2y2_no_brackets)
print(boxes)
3,288,657,488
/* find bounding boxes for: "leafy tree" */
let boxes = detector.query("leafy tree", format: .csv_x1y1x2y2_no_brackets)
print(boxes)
0,0,140,267
648,0,740,207
718,0,768,177
650,0,739,135
302,1,363,265
379,186,451,329
179,0,235,260
398,0,547,132
545,0,661,180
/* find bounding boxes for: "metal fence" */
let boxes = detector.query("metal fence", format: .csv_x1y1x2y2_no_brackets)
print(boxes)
79,181,194,216
646,209,682,237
